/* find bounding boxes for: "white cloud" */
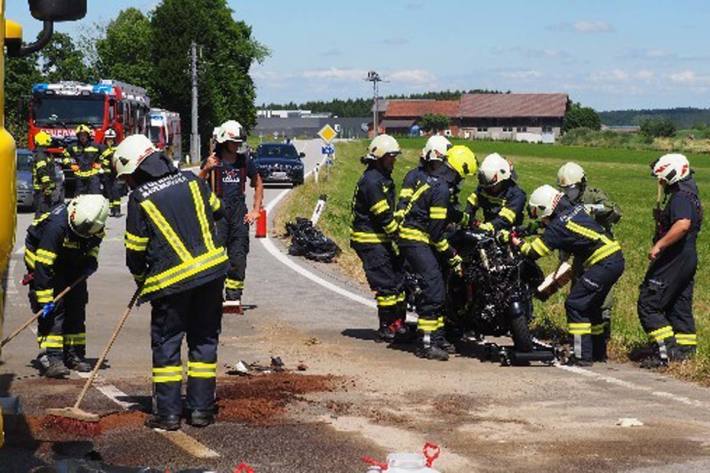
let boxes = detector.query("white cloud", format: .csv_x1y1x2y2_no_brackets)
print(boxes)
669,70,697,84
636,70,655,81
387,69,436,85
573,20,614,33
500,69,542,80
590,69,630,82
547,20,614,33
301,68,367,81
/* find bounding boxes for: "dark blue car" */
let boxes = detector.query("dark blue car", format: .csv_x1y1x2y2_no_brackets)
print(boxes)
253,143,305,186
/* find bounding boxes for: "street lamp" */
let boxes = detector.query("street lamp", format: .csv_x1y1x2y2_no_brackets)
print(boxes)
365,71,383,136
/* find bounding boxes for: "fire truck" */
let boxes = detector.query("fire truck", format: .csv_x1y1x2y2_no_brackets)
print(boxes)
1,0,88,447
27,79,151,153
149,108,182,162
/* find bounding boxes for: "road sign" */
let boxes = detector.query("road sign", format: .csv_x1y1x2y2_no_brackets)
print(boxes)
318,124,337,143
321,144,335,156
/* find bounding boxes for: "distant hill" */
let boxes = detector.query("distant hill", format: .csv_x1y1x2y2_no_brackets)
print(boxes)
599,108,710,128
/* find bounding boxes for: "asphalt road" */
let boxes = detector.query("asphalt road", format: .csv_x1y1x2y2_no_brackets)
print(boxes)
1,139,710,472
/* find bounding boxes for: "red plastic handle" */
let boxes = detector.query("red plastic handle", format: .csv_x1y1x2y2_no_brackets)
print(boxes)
234,463,255,473
362,456,388,470
423,442,441,467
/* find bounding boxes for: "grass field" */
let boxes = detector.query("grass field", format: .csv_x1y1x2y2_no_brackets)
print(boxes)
275,138,710,381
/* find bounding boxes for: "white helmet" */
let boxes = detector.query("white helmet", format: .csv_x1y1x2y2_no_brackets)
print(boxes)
364,134,401,160
478,153,512,188
67,195,109,238
528,185,563,220
652,153,690,185
215,120,245,144
113,134,157,178
421,135,452,161
557,162,586,188
104,128,117,140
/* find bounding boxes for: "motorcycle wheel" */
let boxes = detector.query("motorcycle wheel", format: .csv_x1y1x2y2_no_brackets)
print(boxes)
510,314,534,352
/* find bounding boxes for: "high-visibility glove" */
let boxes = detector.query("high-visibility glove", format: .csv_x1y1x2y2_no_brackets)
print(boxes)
41,302,55,319
496,229,511,244
478,222,495,233
70,164,79,172
448,254,463,276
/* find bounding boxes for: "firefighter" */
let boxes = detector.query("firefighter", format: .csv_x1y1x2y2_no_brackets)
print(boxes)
398,144,477,361
395,135,451,222
31,131,61,217
63,124,103,195
512,185,625,366
466,153,526,236
199,120,264,315
637,153,702,368
114,134,228,431
99,128,123,217
350,135,406,343
24,195,108,378
557,162,622,360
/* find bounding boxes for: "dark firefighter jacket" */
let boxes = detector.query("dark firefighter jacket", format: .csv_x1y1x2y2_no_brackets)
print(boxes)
124,153,227,302
520,198,622,266
100,145,117,177
24,205,103,304
350,165,398,245
63,142,103,178
466,182,527,232
32,149,57,192
397,166,456,259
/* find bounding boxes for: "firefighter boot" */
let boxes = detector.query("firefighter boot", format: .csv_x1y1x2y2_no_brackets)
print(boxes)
565,333,593,367
416,332,449,361
145,414,181,431
44,357,70,379
433,329,457,354
188,409,215,428
375,307,398,343
65,353,91,373
640,337,675,369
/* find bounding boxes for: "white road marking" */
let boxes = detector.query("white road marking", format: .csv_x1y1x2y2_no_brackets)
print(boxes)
14,245,25,255
260,140,709,412
75,372,221,458
158,430,221,459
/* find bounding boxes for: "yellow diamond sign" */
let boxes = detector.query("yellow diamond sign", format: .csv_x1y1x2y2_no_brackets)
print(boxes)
318,124,337,143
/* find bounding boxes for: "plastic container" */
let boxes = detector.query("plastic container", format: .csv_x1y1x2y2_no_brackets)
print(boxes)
255,208,267,238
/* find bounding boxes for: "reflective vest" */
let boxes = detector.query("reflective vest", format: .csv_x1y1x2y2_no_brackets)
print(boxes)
125,170,227,302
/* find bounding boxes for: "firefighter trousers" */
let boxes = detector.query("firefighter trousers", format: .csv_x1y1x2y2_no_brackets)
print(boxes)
400,244,446,341
565,254,625,361
33,190,60,217
353,242,405,327
30,273,88,362
75,175,101,195
637,249,697,351
150,277,224,417
216,204,250,301
102,175,122,212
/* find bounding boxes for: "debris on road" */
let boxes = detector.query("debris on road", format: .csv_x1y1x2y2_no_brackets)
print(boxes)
271,356,285,371
285,217,340,263
363,442,442,473
297,363,308,371
616,417,644,427
305,336,321,346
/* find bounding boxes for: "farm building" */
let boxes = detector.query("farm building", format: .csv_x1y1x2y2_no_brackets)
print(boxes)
458,93,570,142
380,99,460,136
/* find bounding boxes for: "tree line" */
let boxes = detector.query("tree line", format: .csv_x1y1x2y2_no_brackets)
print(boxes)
5,0,268,154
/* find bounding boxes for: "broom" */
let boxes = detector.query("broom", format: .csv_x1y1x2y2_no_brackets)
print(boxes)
0,276,86,349
44,286,142,435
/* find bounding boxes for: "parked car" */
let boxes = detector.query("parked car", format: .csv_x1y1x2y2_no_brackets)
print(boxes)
16,148,65,210
252,143,305,186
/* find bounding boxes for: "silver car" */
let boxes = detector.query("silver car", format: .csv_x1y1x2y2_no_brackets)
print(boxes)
16,148,65,210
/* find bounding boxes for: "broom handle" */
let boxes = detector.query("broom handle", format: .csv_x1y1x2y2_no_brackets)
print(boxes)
0,276,86,349
73,286,141,410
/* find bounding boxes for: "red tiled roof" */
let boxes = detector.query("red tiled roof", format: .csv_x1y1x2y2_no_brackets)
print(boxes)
385,100,460,118
459,93,569,118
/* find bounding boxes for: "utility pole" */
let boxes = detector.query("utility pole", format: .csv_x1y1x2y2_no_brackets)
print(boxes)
190,41,200,164
366,71,382,136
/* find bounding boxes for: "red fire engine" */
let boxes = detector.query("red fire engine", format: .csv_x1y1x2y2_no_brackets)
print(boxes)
27,79,150,153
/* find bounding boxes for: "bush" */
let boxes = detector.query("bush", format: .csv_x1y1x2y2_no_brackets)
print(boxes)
640,118,677,138
563,103,601,132
418,113,450,132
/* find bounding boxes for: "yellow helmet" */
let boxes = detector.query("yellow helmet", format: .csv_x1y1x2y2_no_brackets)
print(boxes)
34,131,52,147
75,124,92,136
446,145,477,178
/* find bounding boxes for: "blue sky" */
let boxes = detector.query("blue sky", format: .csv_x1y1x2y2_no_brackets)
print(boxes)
8,1,710,111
